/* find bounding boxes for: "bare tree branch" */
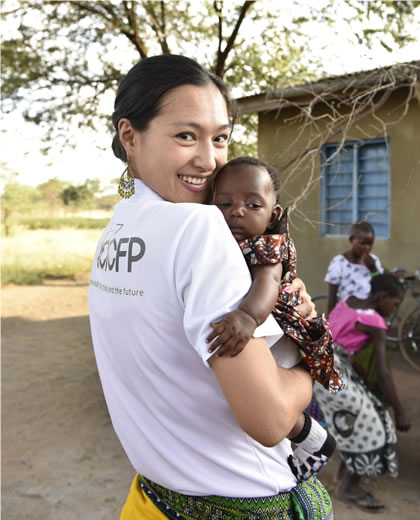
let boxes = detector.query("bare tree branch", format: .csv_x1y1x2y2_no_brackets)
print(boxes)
262,64,420,229
142,0,170,55
215,1,255,77
214,1,223,60
122,1,149,58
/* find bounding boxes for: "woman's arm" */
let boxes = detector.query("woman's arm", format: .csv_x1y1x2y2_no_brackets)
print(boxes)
209,337,313,446
326,283,338,316
355,322,411,431
177,209,313,444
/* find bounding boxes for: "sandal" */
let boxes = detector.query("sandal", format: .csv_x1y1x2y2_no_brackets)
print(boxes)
335,490,385,513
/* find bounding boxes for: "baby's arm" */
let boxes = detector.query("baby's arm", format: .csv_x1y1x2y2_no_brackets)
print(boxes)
206,262,283,357
241,263,283,325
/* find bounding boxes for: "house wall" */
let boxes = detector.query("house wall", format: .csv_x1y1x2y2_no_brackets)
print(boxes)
258,87,420,298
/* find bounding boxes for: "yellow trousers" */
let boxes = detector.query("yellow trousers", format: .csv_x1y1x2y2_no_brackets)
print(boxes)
120,475,168,519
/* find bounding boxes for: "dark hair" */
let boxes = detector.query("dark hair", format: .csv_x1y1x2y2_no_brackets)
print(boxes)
111,55,236,162
217,156,281,204
350,221,375,238
371,273,403,298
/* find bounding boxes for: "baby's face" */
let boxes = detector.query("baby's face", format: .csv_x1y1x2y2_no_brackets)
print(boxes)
213,165,278,241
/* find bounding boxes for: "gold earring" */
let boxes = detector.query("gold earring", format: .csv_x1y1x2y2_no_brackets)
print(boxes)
118,164,135,199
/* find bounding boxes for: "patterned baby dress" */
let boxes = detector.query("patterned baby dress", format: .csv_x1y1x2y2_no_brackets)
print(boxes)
238,215,345,394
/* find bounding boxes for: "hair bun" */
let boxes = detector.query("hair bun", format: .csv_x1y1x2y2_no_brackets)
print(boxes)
112,134,128,162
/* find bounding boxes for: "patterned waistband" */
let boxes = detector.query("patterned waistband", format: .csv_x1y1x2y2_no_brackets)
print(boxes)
138,474,333,520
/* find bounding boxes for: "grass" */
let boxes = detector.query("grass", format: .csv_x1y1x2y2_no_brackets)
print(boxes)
4,216,110,233
1,228,104,285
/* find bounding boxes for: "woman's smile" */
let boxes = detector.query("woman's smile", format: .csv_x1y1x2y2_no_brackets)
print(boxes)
178,174,211,192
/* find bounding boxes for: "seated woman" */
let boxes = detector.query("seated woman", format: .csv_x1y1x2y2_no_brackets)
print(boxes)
314,273,411,513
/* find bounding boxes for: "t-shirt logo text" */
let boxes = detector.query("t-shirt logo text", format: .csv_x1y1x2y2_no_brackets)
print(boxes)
97,224,146,272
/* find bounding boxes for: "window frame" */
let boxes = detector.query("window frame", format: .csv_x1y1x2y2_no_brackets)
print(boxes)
320,137,390,238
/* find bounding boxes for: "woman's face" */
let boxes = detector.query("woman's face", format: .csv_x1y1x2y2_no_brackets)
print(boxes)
121,83,230,203
377,294,402,318
349,232,374,258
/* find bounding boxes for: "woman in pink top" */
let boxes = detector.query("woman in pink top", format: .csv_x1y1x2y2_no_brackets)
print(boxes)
328,298,388,358
315,274,411,513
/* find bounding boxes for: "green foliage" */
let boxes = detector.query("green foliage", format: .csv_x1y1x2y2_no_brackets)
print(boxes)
1,0,419,155
1,266,46,285
0,174,112,236
38,177,67,203
1,181,41,235
96,193,120,211
228,113,258,158
354,0,420,48
1,228,102,285
1,174,107,235
60,179,101,207
1,0,326,150
1,216,111,238
17,216,110,230
1,181,39,207
0,36,46,100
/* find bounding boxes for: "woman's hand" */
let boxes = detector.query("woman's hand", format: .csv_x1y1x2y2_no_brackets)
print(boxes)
286,278,316,319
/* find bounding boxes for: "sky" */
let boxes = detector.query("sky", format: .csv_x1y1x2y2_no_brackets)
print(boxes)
1,0,419,191
1,111,122,192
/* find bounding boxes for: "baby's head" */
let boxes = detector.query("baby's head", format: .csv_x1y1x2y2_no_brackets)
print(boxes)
370,273,404,318
213,156,282,241
349,221,375,258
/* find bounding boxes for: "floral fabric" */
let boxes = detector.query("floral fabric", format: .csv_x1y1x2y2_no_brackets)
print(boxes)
324,253,383,301
238,233,345,394
314,345,398,478
138,474,334,520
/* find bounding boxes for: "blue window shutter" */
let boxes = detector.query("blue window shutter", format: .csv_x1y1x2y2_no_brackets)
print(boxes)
320,139,390,237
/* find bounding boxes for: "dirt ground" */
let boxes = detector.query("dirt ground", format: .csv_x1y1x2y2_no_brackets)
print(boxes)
2,278,420,519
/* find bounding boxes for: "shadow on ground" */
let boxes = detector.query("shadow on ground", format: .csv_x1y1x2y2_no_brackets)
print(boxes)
2,283,420,519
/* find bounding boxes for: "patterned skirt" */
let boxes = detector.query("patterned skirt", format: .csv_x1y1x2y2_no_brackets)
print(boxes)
314,344,398,478
137,474,333,520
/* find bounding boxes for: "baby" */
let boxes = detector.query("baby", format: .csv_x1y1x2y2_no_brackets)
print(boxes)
207,157,345,480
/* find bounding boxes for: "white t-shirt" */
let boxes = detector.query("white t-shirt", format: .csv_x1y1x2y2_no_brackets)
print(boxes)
89,179,298,497
324,253,383,300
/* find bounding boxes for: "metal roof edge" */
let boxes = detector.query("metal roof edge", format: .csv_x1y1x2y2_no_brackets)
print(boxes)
236,60,420,114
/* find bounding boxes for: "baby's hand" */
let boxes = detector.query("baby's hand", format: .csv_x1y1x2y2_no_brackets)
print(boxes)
206,309,257,357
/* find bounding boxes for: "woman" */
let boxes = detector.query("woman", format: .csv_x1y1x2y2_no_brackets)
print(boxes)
89,55,333,519
324,221,384,317
314,273,411,513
